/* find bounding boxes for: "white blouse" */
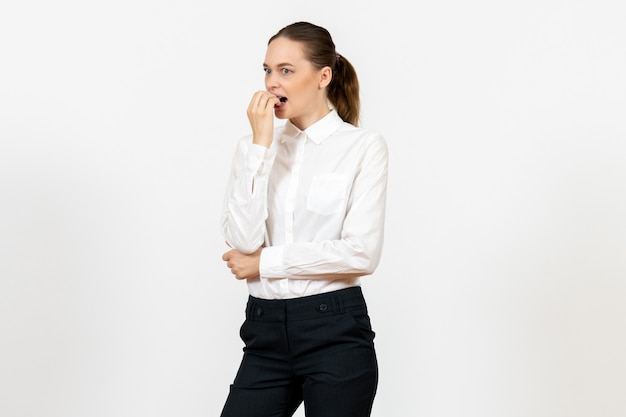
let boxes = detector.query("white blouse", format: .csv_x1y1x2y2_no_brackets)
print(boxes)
221,110,388,299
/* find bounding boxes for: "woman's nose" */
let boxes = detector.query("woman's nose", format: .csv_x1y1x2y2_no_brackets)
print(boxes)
265,72,279,89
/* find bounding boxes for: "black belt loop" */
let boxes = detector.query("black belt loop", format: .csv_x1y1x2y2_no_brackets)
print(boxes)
333,293,345,315
247,300,262,321
246,301,253,321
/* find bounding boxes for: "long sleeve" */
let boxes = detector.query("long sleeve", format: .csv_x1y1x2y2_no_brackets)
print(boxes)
220,137,276,254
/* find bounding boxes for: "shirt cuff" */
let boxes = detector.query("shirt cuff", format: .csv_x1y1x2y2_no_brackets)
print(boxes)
259,245,285,279
246,143,276,176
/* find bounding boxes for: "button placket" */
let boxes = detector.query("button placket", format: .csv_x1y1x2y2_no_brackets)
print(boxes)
283,136,305,244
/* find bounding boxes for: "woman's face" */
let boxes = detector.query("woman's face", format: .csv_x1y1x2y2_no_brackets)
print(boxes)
264,37,331,129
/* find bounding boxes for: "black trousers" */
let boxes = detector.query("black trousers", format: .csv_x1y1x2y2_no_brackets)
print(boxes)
220,286,378,417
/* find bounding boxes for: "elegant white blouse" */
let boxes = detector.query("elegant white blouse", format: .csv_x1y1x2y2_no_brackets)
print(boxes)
221,110,388,299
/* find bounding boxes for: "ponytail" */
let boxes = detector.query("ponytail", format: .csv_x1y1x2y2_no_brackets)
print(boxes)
328,54,360,126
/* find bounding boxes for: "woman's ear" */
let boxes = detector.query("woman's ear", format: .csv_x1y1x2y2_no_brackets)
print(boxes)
319,66,333,89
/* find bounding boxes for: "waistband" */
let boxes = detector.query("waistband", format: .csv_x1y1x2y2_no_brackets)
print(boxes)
245,286,367,322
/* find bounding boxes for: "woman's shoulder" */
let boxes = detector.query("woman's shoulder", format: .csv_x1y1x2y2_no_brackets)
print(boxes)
338,122,387,145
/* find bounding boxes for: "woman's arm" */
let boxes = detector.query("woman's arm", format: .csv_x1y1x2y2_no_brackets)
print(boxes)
221,91,281,254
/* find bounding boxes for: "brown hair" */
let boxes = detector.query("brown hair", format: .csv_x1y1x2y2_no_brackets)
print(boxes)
269,21,361,126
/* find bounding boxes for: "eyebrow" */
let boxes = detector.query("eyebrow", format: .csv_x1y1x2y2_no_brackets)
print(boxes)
263,62,295,68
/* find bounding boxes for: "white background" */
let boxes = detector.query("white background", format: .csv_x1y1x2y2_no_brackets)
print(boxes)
1,1,625,416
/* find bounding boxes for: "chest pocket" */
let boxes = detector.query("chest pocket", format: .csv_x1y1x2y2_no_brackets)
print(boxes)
307,173,348,215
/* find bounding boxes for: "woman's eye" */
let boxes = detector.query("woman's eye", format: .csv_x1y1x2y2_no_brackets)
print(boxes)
281,68,292,75
263,68,271,75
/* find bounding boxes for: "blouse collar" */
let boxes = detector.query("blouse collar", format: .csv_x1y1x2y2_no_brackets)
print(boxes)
280,110,344,144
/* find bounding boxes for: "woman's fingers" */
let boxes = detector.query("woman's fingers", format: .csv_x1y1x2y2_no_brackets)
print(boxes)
248,91,280,116
221,247,262,280
247,91,280,147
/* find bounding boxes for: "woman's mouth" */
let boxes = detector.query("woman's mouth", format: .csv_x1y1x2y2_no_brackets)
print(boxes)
275,97,288,108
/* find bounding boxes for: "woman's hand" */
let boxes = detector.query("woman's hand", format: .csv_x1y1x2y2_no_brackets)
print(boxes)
247,91,280,148
222,247,262,280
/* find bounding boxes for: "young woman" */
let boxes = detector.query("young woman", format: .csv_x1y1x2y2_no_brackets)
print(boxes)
220,21,388,417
